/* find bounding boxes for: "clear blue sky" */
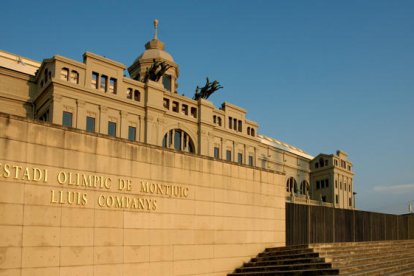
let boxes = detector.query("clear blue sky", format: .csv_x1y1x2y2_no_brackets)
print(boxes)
2,0,413,214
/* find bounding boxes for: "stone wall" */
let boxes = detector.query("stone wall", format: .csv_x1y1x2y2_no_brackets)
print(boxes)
0,113,285,276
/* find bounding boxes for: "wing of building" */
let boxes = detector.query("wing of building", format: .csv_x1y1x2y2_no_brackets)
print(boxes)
0,23,355,210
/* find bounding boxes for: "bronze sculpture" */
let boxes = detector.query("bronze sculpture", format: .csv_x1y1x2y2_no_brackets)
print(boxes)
142,59,172,83
193,78,223,100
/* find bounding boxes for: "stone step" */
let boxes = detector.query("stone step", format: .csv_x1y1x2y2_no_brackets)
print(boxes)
317,242,414,253
387,266,414,276
229,241,414,276
311,240,414,250
258,248,314,257
264,244,309,253
313,242,414,254
251,251,320,262
235,262,332,273
244,256,326,267
326,250,414,267
228,267,339,275
312,241,414,255
320,246,414,260
341,259,414,276
339,254,414,274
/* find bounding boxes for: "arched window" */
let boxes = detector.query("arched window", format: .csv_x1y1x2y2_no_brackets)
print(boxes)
70,70,79,84
134,90,140,101
238,120,242,132
247,127,251,135
286,177,297,194
45,68,49,82
162,75,172,91
61,68,69,81
251,128,255,136
217,117,222,126
162,129,195,153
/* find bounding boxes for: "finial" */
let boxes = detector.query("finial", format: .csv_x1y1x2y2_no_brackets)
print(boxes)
153,19,159,39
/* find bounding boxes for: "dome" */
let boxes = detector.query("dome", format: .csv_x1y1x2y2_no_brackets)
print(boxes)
136,40,175,63
128,19,179,81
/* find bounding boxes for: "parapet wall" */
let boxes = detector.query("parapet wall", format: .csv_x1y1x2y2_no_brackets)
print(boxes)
0,113,285,276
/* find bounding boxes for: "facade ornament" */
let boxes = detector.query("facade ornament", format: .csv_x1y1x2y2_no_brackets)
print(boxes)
153,19,159,40
143,59,172,83
193,78,223,100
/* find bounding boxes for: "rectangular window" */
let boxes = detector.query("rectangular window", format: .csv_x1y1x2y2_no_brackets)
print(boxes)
315,163,319,169
91,72,99,89
261,159,266,169
324,160,328,166
108,121,116,137
127,88,133,99
237,153,243,164
70,71,79,84
233,118,237,130
226,150,232,161
321,180,325,189
229,117,232,129
134,90,140,101
163,98,170,109
316,181,320,190
109,78,117,94
248,155,254,166
326,179,329,188
61,68,69,81
172,101,179,112
335,180,338,188
349,198,352,206
190,107,197,118
238,120,242,132
86,116,95,132
214,147,220,159
128,126,136,141
336,195,339,204
100,75,108,92
62,111,72,127
181,104,188,115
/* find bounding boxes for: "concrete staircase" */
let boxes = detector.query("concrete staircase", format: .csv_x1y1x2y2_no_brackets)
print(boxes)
228,240,414,276
311,240,414,275
228,245,339,275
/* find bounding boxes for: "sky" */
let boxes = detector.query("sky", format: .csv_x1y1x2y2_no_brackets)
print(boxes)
1,0,413,214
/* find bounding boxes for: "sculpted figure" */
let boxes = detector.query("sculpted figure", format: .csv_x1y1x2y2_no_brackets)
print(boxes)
143,59,172,82
193,78,223,100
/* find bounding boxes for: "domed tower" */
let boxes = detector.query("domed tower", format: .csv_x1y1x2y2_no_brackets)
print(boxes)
128,19,179,93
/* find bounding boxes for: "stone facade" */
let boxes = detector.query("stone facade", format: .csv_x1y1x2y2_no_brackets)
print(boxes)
0,20,355,275
310,151,355,209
